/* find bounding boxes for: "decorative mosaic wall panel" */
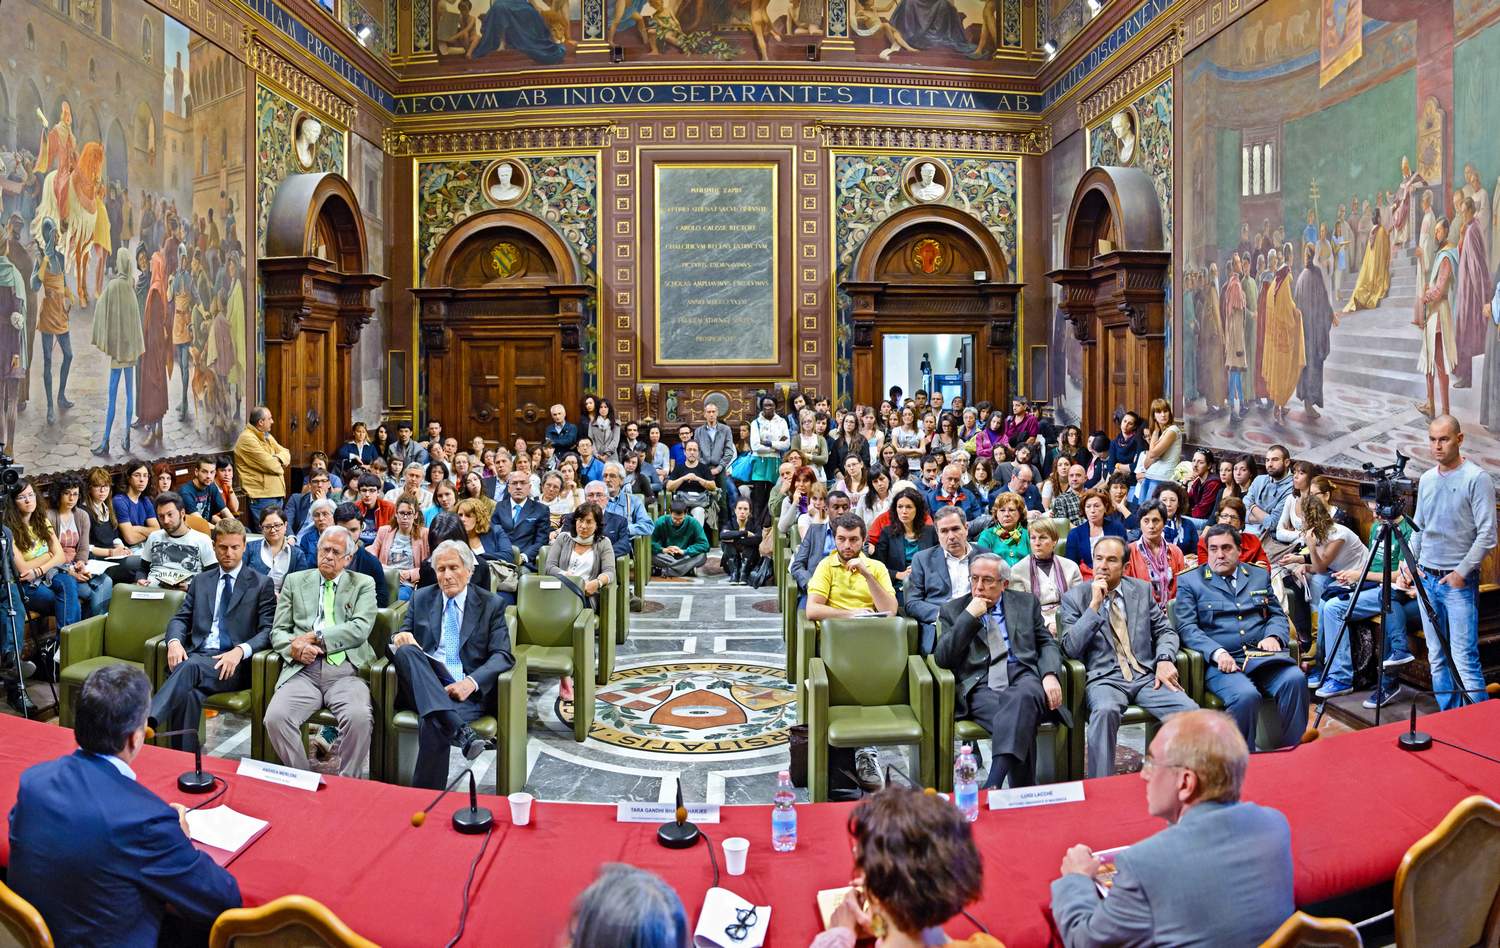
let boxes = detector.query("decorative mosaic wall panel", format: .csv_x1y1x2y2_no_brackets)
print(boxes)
1002,0,1023,48
254,82,347,257
832,153,1020,404
415,154,600,390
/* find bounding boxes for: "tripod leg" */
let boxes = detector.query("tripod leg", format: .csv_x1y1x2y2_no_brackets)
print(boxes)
1311,532,1384,729
1393,530,1479,708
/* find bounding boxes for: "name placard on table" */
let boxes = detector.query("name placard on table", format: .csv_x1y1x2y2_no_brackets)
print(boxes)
237,757,324,793
988,780,1086,810
616,802,721,824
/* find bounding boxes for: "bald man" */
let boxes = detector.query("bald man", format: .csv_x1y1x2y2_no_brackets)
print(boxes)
1050,710,1294,947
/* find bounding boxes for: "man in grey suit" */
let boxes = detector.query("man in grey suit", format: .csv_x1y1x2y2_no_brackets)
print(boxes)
934,554,1064,789
265,526,377,777
694,402,736,522
789,492,852,604
1050,709,1295,947
905,506,978,654
1059,536,1197,778
150,519,276,750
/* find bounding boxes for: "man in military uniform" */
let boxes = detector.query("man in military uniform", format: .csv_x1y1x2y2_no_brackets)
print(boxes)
1174,524,1308,749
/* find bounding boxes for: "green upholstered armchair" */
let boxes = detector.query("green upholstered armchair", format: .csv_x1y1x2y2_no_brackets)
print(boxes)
536,543,617,686
793,614,919,723
779,570,799,681
927,651,1086,792
612,552,632,645
145,636,265,758
253,597,405,780
59,586,186,727
632,534,651,606
383,567,402,608
379,652,529,793
807,618,935,802
507,574,597,743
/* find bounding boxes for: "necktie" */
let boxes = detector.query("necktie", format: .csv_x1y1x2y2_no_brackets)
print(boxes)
322,579,345,665
442,597,461,669
208,572,233,651
513,502,523,523
1108,595,1145,681
984,611,1010,690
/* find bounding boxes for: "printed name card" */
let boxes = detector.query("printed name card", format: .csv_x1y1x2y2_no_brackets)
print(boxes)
540,578,563,589
237,757,324,793
616,802,721,824
988,780,1086,811
130,590,166,600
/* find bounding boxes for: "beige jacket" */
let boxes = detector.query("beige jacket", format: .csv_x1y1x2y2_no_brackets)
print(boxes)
234,425,291,499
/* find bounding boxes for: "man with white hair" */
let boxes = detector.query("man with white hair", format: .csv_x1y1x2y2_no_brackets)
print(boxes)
264,526,377,776
493,470,550,566
602,461,654,539
389,541,514,789
563,481,632,553
297,497,339,562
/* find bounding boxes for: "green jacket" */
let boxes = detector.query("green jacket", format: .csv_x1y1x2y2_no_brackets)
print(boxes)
651,515,708,557
270,568,377,689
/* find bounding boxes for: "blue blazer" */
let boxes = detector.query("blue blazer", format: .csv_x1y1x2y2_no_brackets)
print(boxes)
1065,520,1128,573
7,751,241,947
492,497,550,562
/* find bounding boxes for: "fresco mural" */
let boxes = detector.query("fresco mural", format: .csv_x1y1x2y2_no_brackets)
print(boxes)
1048,130,1085,426
415,153,601,391
0,0,249,473
432,0,1014,65
1179,0,1500,480
831,152,1019,404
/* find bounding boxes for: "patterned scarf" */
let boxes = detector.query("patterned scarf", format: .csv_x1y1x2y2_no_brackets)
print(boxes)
1137,539,1172,604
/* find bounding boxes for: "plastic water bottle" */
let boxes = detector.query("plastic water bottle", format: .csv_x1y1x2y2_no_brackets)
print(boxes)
955,745,980,823
771,770,798,852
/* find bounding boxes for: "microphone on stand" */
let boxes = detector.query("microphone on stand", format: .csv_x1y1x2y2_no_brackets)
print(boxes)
657,781,700,849
411,756,494,834
143,722,217,794
1398,682,1500,753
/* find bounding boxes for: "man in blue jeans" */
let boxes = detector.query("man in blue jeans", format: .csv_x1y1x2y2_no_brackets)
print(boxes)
1403,416,1494,710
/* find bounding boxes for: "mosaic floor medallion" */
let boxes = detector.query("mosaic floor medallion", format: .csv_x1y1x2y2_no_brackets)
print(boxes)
564,661,795,754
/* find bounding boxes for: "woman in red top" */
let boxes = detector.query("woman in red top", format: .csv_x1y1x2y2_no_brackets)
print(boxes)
1184,448,1223,519
1196,497,1270,568
1125,500,1186,604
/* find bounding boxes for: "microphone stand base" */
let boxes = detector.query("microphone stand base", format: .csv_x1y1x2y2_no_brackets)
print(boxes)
657,821,700,849
453,806,494,834
1398,730,1433,752
178,770,216,793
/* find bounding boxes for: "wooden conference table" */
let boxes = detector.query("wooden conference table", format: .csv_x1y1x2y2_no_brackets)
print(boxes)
2,702,1499,946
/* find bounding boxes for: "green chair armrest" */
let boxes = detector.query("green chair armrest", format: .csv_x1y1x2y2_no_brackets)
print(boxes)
144,634,167,691
794,611,818,723
597,575,617,685
925,655,958,792
808,658,831,802
251,649,283,762
570,611,597,742
496,653,529,794
59,615,107,670
907,655,936,788
613,554,632,645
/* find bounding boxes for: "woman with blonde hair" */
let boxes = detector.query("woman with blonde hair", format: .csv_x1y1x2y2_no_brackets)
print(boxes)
974,492,1030,565
1009,519,1082,636
1134,397,1181,501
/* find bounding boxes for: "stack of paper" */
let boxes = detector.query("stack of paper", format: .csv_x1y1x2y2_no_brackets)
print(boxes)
185,805,270,867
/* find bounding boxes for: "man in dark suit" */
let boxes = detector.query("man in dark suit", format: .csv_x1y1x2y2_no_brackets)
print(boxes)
925,463,984,522
934,553,1064,789
563,481,630,553
1058,536,1197,777
905,505,979,653
788,491,852,604
543,403,580,453
335,502,391,606
150,519,277,750
7,665,242,945
390,540,515,789
493,470,550,566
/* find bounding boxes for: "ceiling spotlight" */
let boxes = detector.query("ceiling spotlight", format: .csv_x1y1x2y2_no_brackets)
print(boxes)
356,24,374,44
1087,0,1102,15
1042,39,1056,57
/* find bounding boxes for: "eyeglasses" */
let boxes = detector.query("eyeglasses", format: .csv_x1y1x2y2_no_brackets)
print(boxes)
725,906,757,942
1141,754,1186,773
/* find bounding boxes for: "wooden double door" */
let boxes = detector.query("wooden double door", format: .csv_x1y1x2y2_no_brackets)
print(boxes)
432,322,570,448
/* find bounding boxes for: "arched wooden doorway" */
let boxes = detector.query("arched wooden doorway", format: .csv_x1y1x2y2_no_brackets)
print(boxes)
840,205,1021,409
260,173,386,468
1046,167,1170,437
411,210,592,447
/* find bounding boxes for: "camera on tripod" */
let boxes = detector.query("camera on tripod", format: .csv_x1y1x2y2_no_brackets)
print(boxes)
1358,451,1413,521
0,445,21,494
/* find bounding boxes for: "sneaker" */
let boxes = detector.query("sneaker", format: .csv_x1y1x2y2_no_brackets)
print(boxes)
1305,673,1323,690
1363,684,1404,709
454,725,495,761
1314,681,1354,699
1382,652,1415,669
5,684,37,715
853,747,885,793
0,657,37,682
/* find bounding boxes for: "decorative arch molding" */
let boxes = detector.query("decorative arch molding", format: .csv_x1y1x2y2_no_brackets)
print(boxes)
1047,165,1169,435
422,207,585,290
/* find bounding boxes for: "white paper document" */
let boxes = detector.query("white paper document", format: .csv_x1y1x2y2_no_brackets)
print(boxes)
185,805,268,853
988,780,1086,810
694,886,770,948
84,560,113,577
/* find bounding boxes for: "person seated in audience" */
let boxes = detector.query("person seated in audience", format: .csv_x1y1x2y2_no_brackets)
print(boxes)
7,665,242,946
388,420,428,468
545,501,616,608
385,462,431,509
1124,500,1186,606
150,463,175,500
1104,472,1138,537
805,513,898,621
245,504,305,594
1001,462,1044,517
288,468,336,540
575,436,605,483
539,471,575,530
1010,520,1083,637
780,481,832,542
333,503,391,605
424,460,452,500
1243,444,1294,543
493,470,551,568
934,553,1063,789
298,497,338,562
604,461,657,540
112,459,160,548
214,456,242,522
620,451,661,503
335,421,379,471
1222,454,1255,507
1107,411,1146,478
425,479,459,528
177,456,230,524
373,495,429,603
668,440,718,526
351,474,395,549
1059,537,1197,778
1185,448,1222,522
771,463,816,532
83,466,130,561
1175,525,1308,749
974,491,1030,565
1050,709,1294,947
652,499,709,577
1066,490,1128,579
389,540,511,790
1294,493,1369,696
417,514,486,595
151,519,276,751
899,503,977,653
871,486,935,603
927,462,984,521
456,470,496,527
789,491,852,605
1196,498,1270,568
1048,463,1088,527
7,477,83,633
265,526,376,777
1153,483,1198,556
567,863,689,947
1080,432,1112,489
815,788,994,948
562,481,632,554
913,454,942,493
457,496,515,569
46,477,112,617
544,403,580,453
855,467,894,528
307,452,344,492
138,492,216,591
720,497,764,586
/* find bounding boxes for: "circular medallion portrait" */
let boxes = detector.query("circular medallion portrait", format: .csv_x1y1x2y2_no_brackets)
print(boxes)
902,157,951,204
482,158,530,207
291,110,325,171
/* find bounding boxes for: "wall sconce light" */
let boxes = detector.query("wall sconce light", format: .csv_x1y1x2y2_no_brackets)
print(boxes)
611,45,625,62
1086,0,1102,15
1042,39,1057,58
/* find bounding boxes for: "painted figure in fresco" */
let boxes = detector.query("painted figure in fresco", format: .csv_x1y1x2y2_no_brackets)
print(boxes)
969,0,999,59
1483,279,1500,433
1262,249,1305,425
1182,268,1198,404
32,138,111,308
475,0,568,61
138,251,172,450
169,253,194,423
31,219,74,426
1343,207,1390,313
887,0,975,55
1294,243,1334,420
1252,250,1273,405
1416,217,1459,419
2,216,37,415
792,0,823,35
1462,164,1490,258
438,0,484,55
0,245,26,451
852,0,917,60
1453,197,1490,390
1390,156,1426,250
33,104,78,219
92,247,146,457
1226,255,1252,421
1195,262,1224,414
1314,224,1334,309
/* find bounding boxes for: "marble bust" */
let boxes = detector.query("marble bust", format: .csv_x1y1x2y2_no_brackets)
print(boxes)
911,161,947,202
1111,110,1138,166
488,162,523,203
294,116,323,170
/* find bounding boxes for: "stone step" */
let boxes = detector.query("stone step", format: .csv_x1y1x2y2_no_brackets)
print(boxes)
1325,343,1423,372
1324,362,1432,398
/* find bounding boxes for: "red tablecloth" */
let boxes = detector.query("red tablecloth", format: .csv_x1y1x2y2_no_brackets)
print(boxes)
2,702,1499,947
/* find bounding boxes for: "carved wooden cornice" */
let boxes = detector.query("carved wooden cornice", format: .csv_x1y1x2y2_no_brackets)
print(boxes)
1076,25,1182,128
814,122,1050,155
381,124,616,157
244,29,358,128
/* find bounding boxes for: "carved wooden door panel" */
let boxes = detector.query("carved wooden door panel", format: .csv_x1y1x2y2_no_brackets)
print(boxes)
457,337,506,446
506,335,555,447
288,330,328,466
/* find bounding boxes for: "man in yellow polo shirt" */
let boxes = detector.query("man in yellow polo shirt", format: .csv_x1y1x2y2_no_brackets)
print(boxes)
806,514,899,619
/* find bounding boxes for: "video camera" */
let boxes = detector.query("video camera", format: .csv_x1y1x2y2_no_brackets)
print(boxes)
0,444,21,494
1358,451,1413,521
